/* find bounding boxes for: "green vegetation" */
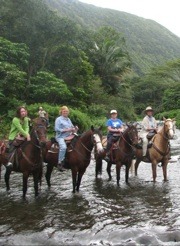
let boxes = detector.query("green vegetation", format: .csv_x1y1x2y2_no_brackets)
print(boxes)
0,0,179,138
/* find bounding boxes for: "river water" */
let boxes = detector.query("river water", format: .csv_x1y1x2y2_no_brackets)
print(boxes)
0,130,180,245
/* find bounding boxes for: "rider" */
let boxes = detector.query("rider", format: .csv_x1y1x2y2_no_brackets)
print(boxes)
55,106,77,172
38,106,50,127
140,106,158,157
7,106,31,168
104,109,124,162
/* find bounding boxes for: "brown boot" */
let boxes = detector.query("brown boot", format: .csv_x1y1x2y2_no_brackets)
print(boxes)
57,162,66,172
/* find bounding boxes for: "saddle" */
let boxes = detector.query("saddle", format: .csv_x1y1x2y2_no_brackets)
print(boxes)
146,130,157,140
48,134,78,154
12,136,26,147
107,137,121,163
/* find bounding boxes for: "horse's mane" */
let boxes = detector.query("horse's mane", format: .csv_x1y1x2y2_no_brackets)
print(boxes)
80,129,91,138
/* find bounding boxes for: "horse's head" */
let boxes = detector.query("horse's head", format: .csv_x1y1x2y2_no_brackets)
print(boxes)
91,126,104,154
125,123,139,146
163,117,176,139
31,118,48,147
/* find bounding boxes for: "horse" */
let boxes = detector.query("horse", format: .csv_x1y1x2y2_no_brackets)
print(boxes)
0,140,7,179
0,117,48,198
44,126,104,193
95,124,139,186
134,117,175,182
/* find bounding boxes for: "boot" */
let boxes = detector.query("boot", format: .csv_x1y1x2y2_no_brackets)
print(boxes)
57,162,66,172
104,152,110,162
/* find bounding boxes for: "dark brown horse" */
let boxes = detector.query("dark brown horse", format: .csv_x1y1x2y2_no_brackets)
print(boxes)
95,124,139,186
0,118,47,198
44,126,104,193
134,118,175,182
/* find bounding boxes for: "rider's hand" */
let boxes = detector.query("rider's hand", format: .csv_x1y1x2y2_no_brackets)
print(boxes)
26,134,31,141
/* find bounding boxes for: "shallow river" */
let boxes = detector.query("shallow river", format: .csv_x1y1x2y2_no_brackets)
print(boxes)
0,130,180,246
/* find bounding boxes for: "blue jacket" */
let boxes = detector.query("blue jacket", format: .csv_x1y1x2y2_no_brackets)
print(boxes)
55,116,74,139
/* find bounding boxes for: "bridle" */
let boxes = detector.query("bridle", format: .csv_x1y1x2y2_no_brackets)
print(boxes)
19,123,47,166
151,120,174,157
159,120,174,140
120,126,138,149
32,124,47,148
80,130,102,153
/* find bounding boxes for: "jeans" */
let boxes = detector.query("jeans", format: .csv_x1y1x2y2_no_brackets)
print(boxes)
140,132,148,156
106,134,119,152
56,137,67,163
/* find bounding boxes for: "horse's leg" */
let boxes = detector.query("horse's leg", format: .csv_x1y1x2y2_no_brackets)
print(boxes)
45,163,54,188
32,170,40,197
95,157,102,178
125,163,131,184
4,168,11,192
151,163,157,182
134,159,141,176
22,172,29,199
130,159,135,174
71,169,77,193
116,162,121,186
76,170,85,192
162,160,168,182
38,166,43,188
0,164,1,180
106,162,112,181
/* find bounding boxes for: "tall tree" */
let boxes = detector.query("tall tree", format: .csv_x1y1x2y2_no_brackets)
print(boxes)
87,27,131,94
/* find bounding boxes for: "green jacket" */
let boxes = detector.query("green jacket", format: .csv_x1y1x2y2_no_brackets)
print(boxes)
9,117,29,141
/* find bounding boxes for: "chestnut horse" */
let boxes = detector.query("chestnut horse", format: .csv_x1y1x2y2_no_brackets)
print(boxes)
0,118,47,198
44,126,104,193
134,118,175,182
95,124,139,186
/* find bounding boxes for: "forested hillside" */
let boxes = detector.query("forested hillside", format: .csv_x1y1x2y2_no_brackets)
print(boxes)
45,0,180,74
0,0,179,134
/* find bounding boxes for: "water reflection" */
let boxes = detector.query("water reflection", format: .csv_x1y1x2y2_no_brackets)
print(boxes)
93,178,172,229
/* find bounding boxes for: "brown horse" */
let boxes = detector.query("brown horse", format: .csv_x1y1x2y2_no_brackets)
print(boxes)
134,117,175,182
0,140,7,179
0,118,47,198
95,124,139,186
44,126,104,193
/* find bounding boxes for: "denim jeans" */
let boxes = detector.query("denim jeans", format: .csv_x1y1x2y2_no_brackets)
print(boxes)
56,137,67,162
106,134,119,152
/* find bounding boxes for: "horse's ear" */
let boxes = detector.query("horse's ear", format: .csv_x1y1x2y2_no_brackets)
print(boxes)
172,118,176,122
91,125,94,131
98,125,103,131
126,122,132,127
163,117,166,121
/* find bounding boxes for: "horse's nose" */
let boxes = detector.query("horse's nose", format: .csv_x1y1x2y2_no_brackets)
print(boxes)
169,129,174,139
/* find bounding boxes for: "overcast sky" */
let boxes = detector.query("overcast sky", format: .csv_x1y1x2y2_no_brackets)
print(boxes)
79,0,180,37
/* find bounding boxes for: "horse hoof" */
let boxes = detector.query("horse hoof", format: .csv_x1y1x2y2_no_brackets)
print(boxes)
163,179,168,182
22,196,27,200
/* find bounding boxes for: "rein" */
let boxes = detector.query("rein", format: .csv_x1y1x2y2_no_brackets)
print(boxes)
120,131,136,149
152,142,170,157
151,124,171,157
72,131,99,161
18,124,46,166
